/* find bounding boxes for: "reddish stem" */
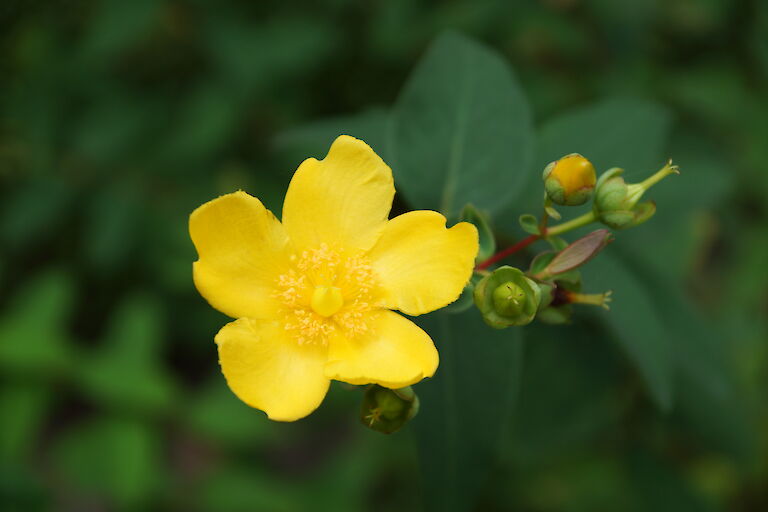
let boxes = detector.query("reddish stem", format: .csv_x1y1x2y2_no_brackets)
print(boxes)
475,234,539,270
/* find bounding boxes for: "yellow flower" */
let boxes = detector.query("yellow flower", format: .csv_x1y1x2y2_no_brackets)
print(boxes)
189,136,479,421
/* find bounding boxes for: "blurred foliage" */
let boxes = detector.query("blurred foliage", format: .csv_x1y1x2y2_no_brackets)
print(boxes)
1,0,766,511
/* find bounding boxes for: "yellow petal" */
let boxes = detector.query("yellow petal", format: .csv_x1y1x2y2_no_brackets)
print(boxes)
282,135,395,252
190,191,288,319
215,318,330,421
324,310,438,388
368,211,478,316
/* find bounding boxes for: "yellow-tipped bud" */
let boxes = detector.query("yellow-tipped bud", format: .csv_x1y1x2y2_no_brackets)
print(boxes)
542,153,597,206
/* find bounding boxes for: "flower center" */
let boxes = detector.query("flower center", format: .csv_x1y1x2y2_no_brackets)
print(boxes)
273,244,379,345
311,285,343,317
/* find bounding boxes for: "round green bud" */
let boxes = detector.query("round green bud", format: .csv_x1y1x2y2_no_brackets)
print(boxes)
473,266,541,328
360,385,419,434
542,153,597,206
594,176,630,212
492,281,526,317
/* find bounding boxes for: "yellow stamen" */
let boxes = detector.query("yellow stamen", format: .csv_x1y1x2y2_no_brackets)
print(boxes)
272,244,380,345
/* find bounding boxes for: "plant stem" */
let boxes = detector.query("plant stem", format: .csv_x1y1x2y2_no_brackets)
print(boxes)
475,210,599,270
546,210,596,237
475,234,538,270
638,160,679,191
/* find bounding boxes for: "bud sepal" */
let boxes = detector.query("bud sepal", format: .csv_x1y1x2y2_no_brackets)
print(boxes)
474,266,541,328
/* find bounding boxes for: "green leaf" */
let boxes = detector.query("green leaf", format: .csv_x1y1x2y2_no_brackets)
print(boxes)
619,130,733,276
518,213,540,235
186,378,275,448
544,229,612,276
580,249,673,410
510,324,625,464
53,417,162,509
537,97,671,180
0,179,73,253
391,31,534,218
459,203,495,261
0,383,51,464
413,308,524,512
83,181,141,274
628,450,715,512
77,295,175,415
0,270,74,376
620,250,756,466
274,107,392,163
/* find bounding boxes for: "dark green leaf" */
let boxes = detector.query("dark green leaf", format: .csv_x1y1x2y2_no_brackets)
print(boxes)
413,308,524,511
580,249,673,410
274,108,392,163
391,31,534,218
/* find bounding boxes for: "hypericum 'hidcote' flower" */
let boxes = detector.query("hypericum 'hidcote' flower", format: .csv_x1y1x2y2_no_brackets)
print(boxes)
190,136,478,421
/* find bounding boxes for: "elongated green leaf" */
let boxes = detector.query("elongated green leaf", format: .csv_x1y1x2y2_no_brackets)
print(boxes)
391,31,534,218
544,229,612,275
581,249,673,410
620,250,755,466
509,324,625,464
537,97,672,176
413,309,524,512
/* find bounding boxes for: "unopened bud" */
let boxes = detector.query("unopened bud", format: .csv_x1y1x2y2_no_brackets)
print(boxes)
542,153,597,206
474,266,541,328
594,161,678,229
360,385,419,434
492,281,526,317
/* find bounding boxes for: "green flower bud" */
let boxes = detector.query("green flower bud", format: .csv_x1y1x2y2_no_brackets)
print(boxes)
474,266,541,328
594,161,678,229
542,153,597,206
360,385,419,434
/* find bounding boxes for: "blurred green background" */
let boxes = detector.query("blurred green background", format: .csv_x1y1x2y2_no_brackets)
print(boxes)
1,0,767,511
